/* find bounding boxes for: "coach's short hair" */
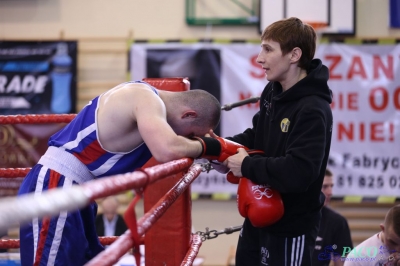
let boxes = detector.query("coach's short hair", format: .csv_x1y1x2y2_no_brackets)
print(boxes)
261,17,316,70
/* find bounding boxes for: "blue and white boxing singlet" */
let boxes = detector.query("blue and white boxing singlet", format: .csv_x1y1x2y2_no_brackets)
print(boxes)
18,81,156,266
49,80,155,177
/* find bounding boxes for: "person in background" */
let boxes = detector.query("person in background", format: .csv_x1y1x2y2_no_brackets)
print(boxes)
313,168,353,266
95,196,127,237
344,204,400,266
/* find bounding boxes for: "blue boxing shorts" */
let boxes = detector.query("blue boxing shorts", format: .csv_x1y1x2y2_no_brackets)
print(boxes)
18,147,104,266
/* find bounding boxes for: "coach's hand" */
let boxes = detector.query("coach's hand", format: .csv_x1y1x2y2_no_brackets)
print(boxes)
223,148,248,178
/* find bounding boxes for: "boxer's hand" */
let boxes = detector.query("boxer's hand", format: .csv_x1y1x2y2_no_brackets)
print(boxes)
193,136,246,162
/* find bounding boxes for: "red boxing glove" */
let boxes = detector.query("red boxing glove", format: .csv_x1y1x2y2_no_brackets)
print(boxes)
237,178,284,227
227,171,240,184
194,136,245,162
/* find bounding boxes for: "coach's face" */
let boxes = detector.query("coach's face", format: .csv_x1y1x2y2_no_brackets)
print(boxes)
257,39,291,83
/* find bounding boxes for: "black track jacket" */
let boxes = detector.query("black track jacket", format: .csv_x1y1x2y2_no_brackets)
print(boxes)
229,59,333,236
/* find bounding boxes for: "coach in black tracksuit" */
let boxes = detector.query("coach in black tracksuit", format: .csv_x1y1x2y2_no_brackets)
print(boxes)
223,18,333,266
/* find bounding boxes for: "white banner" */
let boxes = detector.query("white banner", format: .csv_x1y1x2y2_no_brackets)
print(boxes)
130,42,400,197
316,44,400,197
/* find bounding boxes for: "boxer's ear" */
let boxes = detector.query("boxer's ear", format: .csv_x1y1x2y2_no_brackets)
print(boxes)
181,111,197,119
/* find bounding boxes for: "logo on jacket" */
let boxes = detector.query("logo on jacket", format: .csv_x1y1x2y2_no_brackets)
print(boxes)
318,245,340,261
261,246,270,265
263,99,271,116
251,184,274,200
280,118,290,132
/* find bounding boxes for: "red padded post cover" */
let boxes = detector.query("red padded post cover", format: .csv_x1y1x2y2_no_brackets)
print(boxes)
142,77,192,266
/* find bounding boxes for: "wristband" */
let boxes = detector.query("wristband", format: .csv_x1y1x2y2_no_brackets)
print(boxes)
192,136,221,157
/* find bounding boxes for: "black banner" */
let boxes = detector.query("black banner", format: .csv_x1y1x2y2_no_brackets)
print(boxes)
0,41,77,114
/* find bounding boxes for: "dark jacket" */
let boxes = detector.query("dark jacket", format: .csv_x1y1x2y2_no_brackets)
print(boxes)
95,214,128,237
229,58,333,236
312,206,353,266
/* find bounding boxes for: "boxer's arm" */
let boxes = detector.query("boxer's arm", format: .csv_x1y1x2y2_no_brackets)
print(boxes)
193,136,246,162
135,89,203,162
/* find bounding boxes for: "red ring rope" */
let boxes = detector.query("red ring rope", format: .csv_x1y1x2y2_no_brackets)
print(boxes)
0,158,195,233
84,164,203,266
82,158,194,201
0,236,145,249
181,234,203,266
0,168,31,178
0,113,206,265
0,114,76,124
0,159,200,265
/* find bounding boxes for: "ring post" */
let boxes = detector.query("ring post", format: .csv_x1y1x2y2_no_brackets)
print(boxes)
142,77,192,266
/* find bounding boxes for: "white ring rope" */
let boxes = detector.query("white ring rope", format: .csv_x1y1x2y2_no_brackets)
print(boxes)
0,186,88,232
0,158,193,233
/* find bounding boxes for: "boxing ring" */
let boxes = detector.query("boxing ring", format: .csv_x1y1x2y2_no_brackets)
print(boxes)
0,78,259,266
